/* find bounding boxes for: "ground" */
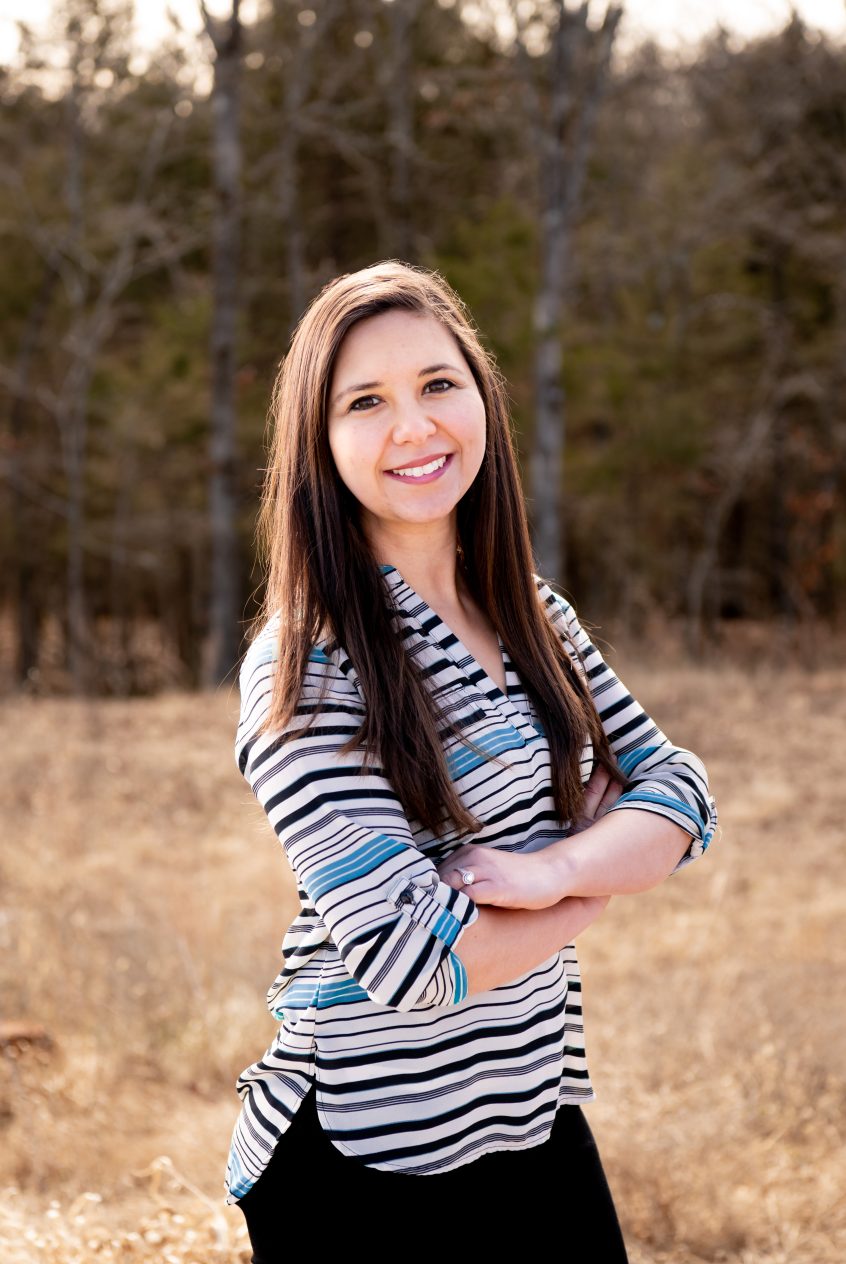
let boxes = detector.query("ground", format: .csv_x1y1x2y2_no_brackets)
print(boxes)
1,640,843,1262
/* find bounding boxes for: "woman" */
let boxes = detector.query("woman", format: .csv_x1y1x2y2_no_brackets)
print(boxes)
224,260,718,1259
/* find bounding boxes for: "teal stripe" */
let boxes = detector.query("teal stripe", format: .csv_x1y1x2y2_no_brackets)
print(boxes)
307,834,407,901
451,953,468,1004
307,646,331,663
618,744,662,775
272,976,319,1012
447,727,525,778
431,905,461,947
612,790,702,830
314,978,371,1005
227,1149,257,1199
273,976,371,1016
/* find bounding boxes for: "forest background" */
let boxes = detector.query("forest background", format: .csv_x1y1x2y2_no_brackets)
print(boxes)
1,2,844,1262
2,0,845,693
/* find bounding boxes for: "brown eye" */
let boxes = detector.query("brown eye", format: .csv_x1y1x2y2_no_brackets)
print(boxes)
349,395,379,412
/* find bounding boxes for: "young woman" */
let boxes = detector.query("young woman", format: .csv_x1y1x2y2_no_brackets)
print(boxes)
224,260,718,1259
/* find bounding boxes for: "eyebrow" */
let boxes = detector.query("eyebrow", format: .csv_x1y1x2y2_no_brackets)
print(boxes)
330,363,465,409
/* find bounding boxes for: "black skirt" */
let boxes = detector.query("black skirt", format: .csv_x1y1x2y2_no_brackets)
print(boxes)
236,1083,630,1261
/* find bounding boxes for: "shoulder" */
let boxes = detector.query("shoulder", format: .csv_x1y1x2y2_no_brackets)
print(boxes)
532,572,571,615
237,609,359,703
530,574,592,667
235,613,362,777
531,573,577,635
238,610,281,680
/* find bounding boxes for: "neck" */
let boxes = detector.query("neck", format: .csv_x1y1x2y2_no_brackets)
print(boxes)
370,525,468,610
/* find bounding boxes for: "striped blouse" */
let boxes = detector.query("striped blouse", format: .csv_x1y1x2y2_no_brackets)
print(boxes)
223,564,718,1204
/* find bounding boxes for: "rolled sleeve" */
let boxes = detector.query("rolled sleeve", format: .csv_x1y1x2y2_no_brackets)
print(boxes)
385,871,475,1005
235,638,479,1013
546,589,719,872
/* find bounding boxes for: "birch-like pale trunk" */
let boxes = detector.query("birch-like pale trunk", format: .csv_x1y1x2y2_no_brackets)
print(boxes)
514,1,622,583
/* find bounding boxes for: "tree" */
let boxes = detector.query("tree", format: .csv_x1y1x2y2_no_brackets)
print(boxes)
1,0,180,691
199,0,243,687
684,14,846,644
487,0,623,583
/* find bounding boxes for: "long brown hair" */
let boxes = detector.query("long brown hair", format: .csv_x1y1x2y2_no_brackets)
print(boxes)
243,259,626,838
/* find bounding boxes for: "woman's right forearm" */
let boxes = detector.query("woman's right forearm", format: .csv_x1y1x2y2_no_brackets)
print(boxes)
457,895,610,998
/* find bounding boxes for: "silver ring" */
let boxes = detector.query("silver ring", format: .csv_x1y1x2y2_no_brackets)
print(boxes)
460,869,475,886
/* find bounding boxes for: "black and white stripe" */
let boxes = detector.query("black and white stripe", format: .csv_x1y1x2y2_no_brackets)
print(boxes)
223,566,717,1202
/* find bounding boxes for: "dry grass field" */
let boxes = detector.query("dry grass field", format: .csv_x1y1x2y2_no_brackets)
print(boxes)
1,639,844,1262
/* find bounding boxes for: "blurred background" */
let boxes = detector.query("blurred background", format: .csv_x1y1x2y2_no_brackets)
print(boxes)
1,1,844,1261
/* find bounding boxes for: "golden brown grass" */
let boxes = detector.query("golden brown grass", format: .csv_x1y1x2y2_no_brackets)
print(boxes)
1,651,843,1261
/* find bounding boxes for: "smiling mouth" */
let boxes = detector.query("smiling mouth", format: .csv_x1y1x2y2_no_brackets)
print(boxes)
384,453,453,482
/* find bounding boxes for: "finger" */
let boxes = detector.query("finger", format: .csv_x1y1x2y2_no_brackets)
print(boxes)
582,766,612,817
441,864,488,892
454,865,497,895
455,867,492,892
440,870,466,892
457,879,500,906
441,849,483,881
585,762,607,788
596,778,626,815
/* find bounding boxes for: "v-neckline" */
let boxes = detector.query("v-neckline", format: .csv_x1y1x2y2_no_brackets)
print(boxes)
378,563,540,739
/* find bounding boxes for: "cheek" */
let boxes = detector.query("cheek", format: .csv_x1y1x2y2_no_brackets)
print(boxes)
328,424,355,472
329,425,380,490
462,401,487,457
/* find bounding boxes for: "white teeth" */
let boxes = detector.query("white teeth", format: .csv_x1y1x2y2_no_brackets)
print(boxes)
390,455,447,477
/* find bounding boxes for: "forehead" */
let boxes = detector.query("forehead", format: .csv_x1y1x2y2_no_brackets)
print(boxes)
332,309,459,378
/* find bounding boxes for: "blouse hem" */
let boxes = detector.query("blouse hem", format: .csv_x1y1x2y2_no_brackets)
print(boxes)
222,1084,597,1204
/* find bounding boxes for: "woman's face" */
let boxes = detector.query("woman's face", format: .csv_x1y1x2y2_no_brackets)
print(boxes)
327,308,487,555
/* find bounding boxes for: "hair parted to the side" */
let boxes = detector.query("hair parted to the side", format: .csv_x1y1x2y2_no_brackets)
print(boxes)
242,258,626,839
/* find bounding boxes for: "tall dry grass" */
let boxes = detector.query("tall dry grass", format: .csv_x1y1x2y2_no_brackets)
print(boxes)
1,648,843,1261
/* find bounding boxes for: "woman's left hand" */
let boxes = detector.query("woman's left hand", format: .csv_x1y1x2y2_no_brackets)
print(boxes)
437,763,626,909
436,845,564,909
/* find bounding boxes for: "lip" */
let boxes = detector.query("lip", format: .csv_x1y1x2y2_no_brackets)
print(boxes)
384,451,452,472
383,452,454,484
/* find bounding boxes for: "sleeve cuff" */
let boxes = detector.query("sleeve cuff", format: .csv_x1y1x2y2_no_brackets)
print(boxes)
604,789,718,872
386,869,480,945
386,869,479,1005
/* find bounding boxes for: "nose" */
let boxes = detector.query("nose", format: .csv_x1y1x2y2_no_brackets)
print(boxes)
391,400,437,445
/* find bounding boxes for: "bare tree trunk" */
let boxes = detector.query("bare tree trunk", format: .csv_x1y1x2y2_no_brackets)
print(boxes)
107,442,138,696
8,264,58,684
767,250,794,621
274,0,326,334
385,0,423,260
57,104,173,693
64,386,91,691
514,1,622,583
63,64,91,692
4,4,185,694
279,125,306,334
685,307,790,654
172,537,203,687
201,0,243,687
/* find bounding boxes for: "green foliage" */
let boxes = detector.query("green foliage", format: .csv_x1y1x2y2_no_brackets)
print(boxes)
1,2,844,688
